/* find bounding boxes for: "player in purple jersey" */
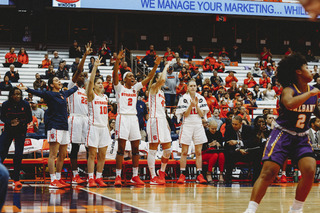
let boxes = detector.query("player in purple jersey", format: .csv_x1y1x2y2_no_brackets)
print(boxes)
244,53,320,213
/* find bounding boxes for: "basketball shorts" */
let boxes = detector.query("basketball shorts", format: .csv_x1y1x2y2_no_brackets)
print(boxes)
147,117,171,143
179,124,207,146
115,114,141,141
86,125,112,148
68,115,88,144
47,129,70,145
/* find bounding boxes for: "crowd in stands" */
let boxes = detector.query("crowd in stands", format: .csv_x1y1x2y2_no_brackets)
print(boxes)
1,41,320,183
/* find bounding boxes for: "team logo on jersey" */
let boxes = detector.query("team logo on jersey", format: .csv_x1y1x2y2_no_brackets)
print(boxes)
153,135,158,140
199,99,203,103
51,133,55,139
60,95,64,100
183,99,187,103
133,89,136,93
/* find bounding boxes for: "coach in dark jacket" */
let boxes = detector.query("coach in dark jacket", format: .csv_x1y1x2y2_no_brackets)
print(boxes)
0,87,32,189
224,115,261,184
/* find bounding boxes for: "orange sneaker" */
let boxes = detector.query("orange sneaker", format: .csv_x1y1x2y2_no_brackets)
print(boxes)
13,181,22,191
87,178,97,188
95,178,107,187
49,179,65,189
131,176,145,185
72,175,86,185
280,175,287,183
177,174,186,184
115,175,122,187
150,176,164,185
59,179,70,188
158,170,166,184
196,174,207,184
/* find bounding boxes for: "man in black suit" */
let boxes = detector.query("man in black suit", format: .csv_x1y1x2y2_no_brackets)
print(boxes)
224,116,261,184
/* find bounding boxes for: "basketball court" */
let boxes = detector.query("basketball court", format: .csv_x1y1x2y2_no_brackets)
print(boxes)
2,182,320,212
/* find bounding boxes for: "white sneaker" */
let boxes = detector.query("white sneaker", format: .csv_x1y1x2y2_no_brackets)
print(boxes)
243,209,255,213
288,207,303,213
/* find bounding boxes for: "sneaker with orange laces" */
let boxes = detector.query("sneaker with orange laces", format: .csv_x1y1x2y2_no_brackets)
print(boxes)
13,181,22,191
50,179,65,189
131,176,145,185
157,170,166,184
72,175,86,185
59,179,70,188
177,174,186,184
95,178,107,187
196,174,207,184
114,175,122,187
87,178,98,188
150,176,164,185
280,174,287,183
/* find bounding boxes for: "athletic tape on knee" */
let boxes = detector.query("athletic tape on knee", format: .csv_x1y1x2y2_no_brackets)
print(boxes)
148,149,157,157
117,151,124,156
162,148,171,159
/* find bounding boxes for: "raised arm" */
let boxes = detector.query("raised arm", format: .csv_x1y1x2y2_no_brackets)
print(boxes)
281,87,319,110
112,50,124,86
141,56,161,87
18,83,47,98
149,62,169,95
72,42,93,83
87,57,103,102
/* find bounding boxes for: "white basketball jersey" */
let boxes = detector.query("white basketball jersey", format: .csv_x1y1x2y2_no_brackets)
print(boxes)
68,81,88,115
114,82,143,115
149,90,166,118
88,93,109,127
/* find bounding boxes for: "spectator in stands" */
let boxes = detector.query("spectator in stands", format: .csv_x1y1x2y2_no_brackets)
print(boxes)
244,72,257,88
95,70,104,81
224,116,260,184
191,68,203,89
141,50,156,68
164,66,179,107
262,83,276,101
56,61,69,80
218,47,228,56
0,76,12,91
251,62,262,77
206,91,219,113
164,47,175,61
31,101,44,124
42,54,51,68
260,46,272,61
178,67,190,83
5,64,19,83
69,40,82,58
24,93,33,102
204,52,216,65
265,113,275,130
203,78,213,91
119,62,132,80
203,59,214,72
271,61,277,72
0,87,32,190
230,44,241,63
103,75,113,97
110,52,117,66
146,44,156,56
43,65,55,80
33,73,47,91
187,58,197,72
225,71,238,87
227,81,240,99
244,92,257,112
273,80,283,97
221,52,231,66
176,44,184,58
189,45,201,59
210,71,224,87
88,57,96,73
308,117,320,148
173,57,183,72
239,106,251,126
26,113,39,138
265,63,274,78
214,56,225,73
252,85,262,100
240,84,250,98
313,77,320,90
4,47,17,64
17,47,28,64
108,102,117,121
208,108,223,130
71,57,80,73
259,71,270,88
98,41,111,58
312,65,319,81
99,49,109,65
176,80,187,99
202,120,224,183
306,49,317,62
284,47,293,56
51,51,62,69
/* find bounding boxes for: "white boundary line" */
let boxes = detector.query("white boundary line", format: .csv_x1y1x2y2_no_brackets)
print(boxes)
80,187,152,213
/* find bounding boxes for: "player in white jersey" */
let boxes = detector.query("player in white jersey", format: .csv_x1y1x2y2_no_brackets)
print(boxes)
113,50,160,186
147,63,172,185
175,79,209,184
86,57,112,188
68,43,92,185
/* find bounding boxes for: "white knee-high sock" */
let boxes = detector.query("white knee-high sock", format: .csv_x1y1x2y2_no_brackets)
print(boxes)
147,150,157,178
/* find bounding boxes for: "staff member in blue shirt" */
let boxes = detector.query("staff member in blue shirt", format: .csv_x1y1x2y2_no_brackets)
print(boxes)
0,87,32,190
18,77,78,188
